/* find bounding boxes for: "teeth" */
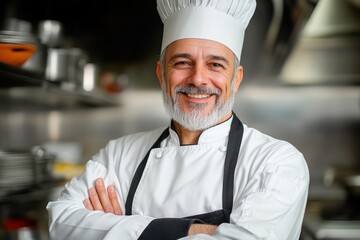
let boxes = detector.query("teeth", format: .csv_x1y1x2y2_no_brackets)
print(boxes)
187,93,210,99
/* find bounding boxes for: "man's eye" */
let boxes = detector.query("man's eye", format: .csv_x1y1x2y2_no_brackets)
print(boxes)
210,63,224,69
174,61,192,68
177,61,190,65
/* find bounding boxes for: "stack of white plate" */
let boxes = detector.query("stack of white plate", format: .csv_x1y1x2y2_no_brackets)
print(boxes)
0,150,35,196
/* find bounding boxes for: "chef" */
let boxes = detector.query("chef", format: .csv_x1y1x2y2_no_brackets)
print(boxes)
47,0,309,239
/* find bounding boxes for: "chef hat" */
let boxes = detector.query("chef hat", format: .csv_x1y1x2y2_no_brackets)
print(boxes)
157,0,256,60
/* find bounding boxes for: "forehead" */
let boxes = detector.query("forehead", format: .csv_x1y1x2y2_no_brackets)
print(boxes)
165,38,235,61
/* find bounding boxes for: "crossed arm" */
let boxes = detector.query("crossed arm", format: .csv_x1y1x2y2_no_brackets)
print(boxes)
83,178,217,236
83,178,122,215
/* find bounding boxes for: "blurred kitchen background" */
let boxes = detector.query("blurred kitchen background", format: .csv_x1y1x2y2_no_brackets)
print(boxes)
0,0,359,239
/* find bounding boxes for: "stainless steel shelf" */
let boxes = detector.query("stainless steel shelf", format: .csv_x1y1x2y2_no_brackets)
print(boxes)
0,63,45,88
0,63,118,107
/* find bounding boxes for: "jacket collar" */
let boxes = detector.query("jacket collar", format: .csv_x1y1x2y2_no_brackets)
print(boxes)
167,115,233,146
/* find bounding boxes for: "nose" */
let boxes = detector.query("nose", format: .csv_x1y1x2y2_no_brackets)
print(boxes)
187,63,208,86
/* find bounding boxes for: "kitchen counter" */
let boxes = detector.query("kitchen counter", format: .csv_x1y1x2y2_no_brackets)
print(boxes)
303,212,360,239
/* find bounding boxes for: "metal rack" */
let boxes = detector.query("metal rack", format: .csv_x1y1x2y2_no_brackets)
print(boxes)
0,63,118,107
0,63,44,88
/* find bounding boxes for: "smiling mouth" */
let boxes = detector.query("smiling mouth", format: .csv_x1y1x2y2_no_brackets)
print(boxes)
175,86,221,102
186,93,211,99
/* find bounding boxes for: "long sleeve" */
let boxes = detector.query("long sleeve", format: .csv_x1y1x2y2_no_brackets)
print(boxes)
180,143,310,240
47,128,196,240
47,160,155,240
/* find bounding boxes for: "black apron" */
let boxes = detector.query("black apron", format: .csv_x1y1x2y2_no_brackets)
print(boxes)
125,114,244,226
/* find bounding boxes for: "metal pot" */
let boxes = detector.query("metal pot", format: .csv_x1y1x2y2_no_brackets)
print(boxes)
22,20,63,74
45,48,88,88
82,63,99,92
38,20,63,48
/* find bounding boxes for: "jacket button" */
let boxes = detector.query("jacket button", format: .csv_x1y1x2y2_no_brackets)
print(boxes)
208,204,217,212
219,146,227,152
136,210,144,215
155,152,163,159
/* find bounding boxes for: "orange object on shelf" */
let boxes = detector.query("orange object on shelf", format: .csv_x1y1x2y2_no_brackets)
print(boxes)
0,43,36,67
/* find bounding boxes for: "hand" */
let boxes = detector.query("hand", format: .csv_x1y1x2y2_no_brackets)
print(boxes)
188,224,217,236
83,178,123,215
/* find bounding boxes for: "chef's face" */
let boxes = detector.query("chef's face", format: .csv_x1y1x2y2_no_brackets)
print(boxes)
157,38,243,131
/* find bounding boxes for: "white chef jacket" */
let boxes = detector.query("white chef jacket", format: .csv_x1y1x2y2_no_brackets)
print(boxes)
47,116,309,240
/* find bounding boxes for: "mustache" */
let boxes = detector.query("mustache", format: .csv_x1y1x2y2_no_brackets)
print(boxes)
174,85,221,96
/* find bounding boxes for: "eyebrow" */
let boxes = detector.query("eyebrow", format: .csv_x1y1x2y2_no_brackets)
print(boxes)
208,55,230,66
168,53,230,65
168,53,192,62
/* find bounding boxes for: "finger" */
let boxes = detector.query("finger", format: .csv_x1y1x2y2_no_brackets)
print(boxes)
108,185,122,215
88,187,104,211
83,198,94,211
95,178,114,213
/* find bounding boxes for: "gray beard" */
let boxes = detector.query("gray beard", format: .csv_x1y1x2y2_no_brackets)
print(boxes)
162,83,235,131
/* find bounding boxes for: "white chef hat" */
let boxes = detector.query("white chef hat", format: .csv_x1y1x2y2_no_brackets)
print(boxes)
157,0,257,61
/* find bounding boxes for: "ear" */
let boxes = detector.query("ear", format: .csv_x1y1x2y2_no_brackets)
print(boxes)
233,66,243,93
156,60,163,87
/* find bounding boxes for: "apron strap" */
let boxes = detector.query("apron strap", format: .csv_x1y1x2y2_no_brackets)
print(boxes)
222,114,244,222
125,128,170,215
